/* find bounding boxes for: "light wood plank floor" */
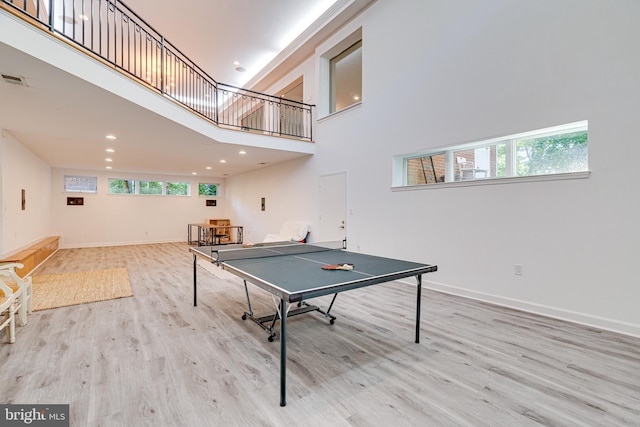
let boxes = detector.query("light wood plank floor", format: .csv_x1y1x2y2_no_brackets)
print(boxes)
1,243,639,426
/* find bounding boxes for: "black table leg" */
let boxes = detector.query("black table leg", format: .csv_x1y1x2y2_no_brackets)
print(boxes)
280,298,287,406
193,253,197,307
415,274,422,343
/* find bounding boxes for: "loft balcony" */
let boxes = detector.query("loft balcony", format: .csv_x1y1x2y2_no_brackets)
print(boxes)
2,0,314,140
0,0,316,177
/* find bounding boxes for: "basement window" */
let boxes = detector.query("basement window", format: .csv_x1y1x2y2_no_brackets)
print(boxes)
139,181,164,195
165,182,190,196
64,175,97,193
108,178,136,194
393,121,589,188
198,183,219,196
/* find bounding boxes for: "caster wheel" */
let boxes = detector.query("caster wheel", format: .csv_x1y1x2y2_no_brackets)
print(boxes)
268,335,275,342
330,318,336,325
241,314,247,320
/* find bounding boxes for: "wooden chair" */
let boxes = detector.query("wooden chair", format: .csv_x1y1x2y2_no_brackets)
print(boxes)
0,272,16,343
0,262,32,326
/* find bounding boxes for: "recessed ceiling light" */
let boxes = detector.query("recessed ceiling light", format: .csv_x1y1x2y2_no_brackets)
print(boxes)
106,148,115,153
205,166,212,170
105,158,113,162
233,61,240,66
239,150,246,155
353,95,360,100
106,135,116,140
105,166,112,169
220,160,227,163
192,172,197,175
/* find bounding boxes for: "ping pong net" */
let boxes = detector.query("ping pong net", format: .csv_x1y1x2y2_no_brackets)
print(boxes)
210,240,345,264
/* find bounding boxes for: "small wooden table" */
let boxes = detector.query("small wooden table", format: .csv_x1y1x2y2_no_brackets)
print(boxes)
187,224,243,246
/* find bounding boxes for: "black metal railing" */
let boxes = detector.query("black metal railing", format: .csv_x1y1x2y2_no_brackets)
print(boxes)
1,0,314,140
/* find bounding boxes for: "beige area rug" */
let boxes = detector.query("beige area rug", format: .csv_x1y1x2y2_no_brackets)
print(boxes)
31,268,133,311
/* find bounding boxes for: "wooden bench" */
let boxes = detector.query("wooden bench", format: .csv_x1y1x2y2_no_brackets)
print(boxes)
0,236,60,278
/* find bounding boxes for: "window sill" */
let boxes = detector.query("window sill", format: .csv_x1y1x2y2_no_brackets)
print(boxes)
391,171,591,191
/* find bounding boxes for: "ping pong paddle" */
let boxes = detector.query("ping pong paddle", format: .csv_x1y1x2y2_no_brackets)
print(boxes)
322,263,354,271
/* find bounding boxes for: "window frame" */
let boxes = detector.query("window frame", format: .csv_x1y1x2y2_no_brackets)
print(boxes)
138,180,164,195
319,27,362,119
64,175,97,193
106,178,193,196
329,40,362,114
108,178,136,195
393,121,590,190
198,183,220,197
165,181,190,196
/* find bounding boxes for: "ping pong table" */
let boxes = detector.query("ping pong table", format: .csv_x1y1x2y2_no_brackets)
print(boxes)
190,241,437,406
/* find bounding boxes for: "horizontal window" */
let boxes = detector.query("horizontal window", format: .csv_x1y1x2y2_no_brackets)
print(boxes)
198,183,219,196
394,121,588,187
139,181,164,195
108,178,136,194
64,175,97,193
166,182,189,196
108,179,190,196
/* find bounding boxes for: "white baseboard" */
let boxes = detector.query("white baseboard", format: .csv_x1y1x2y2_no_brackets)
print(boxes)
412,279,640,339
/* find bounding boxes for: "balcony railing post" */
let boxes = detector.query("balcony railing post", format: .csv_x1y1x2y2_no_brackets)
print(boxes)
48,0,54,32
214,84,219,125
161,36,165,94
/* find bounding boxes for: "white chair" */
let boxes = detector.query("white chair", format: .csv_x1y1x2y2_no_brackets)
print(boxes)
456,156,488,180
0,272,16,343
263,221,311,243
0,263,32,327
456,156,475,180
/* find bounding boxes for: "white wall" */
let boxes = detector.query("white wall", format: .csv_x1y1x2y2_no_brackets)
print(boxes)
0,130,52,257
223,51,320,242
227,0,640,336
226,156,316,243
50,168,228,247
3,0,639,336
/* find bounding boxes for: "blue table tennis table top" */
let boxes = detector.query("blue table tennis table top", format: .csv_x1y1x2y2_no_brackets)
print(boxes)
190,241,437,302
189,240,438,407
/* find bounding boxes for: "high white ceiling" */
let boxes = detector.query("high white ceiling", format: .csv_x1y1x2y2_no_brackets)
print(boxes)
123,0,339,88
0,0,371,179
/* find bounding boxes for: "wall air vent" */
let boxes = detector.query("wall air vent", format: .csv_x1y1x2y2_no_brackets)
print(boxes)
1,74,28,86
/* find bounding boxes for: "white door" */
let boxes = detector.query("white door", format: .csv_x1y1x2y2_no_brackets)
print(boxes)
319,172,347,243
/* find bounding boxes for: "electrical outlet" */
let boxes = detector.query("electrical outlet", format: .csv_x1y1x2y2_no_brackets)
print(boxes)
514,264,523,276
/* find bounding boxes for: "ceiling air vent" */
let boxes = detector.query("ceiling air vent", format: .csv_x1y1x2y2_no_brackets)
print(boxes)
1,74,28,87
